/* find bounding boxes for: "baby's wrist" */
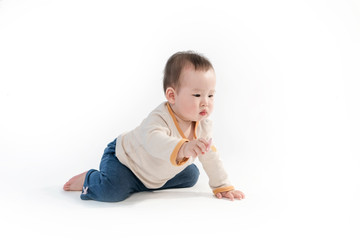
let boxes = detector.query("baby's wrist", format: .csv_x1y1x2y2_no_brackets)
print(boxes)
177,142,187,159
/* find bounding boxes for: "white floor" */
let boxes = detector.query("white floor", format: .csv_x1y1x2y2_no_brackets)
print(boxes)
1,150,359,240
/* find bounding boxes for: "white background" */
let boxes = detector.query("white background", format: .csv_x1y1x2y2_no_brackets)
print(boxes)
1,0,359,239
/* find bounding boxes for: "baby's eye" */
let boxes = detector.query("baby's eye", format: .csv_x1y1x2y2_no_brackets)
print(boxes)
208,95,214,98
192,94,201,97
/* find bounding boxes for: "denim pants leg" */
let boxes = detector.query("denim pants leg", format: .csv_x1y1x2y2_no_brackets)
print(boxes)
81,139,200,202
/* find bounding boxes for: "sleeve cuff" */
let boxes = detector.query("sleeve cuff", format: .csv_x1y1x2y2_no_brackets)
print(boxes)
170,139,189,166
212,186,235,195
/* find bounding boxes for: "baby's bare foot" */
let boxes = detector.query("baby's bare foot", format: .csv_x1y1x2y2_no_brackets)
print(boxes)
63,171,88,191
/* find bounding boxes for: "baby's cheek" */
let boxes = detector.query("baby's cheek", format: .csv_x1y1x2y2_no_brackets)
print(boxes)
187,103,197,112
192,106,200,113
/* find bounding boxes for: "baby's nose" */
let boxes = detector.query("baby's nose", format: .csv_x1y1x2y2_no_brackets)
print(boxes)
201,98,208,106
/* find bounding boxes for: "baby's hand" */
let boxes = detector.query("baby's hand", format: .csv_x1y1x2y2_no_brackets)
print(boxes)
182,138,212,158
216,189,245,201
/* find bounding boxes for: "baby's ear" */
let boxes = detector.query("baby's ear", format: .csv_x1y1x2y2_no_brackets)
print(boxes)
165,87,176,104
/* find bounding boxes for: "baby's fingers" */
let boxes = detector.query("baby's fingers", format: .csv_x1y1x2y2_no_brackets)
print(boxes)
193,146,203,156
206,138,212,151
234,190,245,200
187,148,199,158
197,138,211,153
226,192,235,201
233,192,243,200
229,190,245,200
195,139,208,154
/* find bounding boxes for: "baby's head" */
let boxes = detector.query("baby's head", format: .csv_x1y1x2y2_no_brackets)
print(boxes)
163,51,216,122
163,51,214,93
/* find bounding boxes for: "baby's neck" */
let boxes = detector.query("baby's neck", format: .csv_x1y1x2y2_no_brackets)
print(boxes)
180,121,195,140
172,112,194,139
172,111,192,128
168,104,195,139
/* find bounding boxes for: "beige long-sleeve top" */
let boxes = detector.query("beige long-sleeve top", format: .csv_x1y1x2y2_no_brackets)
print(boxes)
115,102,234,195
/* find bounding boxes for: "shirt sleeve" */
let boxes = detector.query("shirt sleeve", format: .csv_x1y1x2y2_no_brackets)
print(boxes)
197,119,234,194
198,146,234,194
140,113,189,166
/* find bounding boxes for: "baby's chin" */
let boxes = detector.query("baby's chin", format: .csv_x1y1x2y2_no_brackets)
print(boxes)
195,114,211,121
185,112,211,122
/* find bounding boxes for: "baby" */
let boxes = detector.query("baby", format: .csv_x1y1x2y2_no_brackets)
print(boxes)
63,51,245,202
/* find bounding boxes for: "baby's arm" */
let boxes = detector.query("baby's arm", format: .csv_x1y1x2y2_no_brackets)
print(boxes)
179,139,245,201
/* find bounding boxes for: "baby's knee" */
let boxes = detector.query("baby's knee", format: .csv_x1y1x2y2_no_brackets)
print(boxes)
99,179,131,202
185,165,200,187
99,189,129,202
84,177,129,202
189,164,200,177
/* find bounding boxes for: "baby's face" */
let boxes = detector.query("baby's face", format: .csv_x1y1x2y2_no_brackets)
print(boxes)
174,65,216,122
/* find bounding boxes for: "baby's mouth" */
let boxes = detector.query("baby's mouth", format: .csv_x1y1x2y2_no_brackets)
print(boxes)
200,110,207,116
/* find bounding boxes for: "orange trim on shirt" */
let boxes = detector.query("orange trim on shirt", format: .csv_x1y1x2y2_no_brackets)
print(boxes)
213,186,235,195
167,103,186,139
170,139,189,166
166,102,198,140
167,102,201,166
193,121,199,139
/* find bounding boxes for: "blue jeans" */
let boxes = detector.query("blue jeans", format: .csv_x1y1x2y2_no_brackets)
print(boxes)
80,139,200,202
